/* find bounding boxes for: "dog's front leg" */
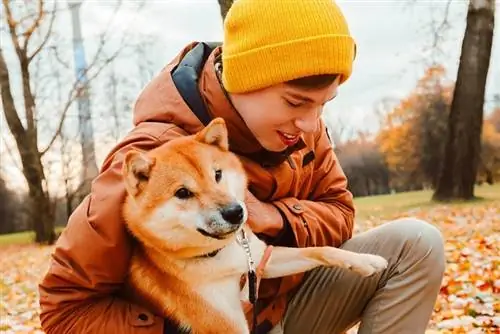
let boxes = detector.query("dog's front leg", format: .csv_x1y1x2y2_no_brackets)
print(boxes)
262,246,388,278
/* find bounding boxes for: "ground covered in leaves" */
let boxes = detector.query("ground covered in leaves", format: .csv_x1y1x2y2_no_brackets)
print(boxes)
0,199,499,333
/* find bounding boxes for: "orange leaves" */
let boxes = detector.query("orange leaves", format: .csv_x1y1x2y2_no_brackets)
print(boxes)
0,245,52,334
375,64,459,189
480,120,500,182
356,200,500,333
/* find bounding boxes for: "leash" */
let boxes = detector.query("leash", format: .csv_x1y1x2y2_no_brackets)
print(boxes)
237,229,258,334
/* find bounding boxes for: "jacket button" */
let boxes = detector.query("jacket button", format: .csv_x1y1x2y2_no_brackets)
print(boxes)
138,313,149,321
292,204,302,211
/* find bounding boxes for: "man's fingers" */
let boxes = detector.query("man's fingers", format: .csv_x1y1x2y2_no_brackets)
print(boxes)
256,245,273,278
254,245,274,294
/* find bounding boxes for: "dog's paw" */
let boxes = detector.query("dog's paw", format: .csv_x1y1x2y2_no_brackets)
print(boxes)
347,253,388,277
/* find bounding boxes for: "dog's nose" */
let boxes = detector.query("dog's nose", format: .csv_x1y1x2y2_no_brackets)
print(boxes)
220,203,244,225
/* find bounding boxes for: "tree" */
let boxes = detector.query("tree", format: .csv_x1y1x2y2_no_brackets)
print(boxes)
336,137,390,197
488,105,500,131
0,0,58,244
433,0,496,201
477,118,500,184
1,0,136,243
0,174,20,234
377,65,456,191
217,0,234,20
416,81,451,188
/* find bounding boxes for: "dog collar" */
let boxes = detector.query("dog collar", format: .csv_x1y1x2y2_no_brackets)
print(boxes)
198,248,222,258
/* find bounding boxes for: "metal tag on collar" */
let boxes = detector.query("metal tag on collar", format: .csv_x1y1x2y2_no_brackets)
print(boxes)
237,229,256,272
237,229,259,333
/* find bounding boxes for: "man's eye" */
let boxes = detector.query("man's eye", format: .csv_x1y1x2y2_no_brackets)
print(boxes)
285,99,303,108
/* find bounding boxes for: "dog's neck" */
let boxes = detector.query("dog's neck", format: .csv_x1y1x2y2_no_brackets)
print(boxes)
195,229,251,259
128,227,267,333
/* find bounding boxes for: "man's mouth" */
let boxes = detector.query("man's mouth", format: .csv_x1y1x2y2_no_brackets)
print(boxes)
277,131,300,146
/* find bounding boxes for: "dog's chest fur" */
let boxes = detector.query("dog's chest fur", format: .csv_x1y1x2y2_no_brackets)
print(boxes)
180,229,267,331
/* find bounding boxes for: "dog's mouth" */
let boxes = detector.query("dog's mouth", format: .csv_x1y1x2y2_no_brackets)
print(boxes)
196,227,238,240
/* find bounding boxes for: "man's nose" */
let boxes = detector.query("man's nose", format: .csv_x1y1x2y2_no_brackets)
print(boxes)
294,109,320,133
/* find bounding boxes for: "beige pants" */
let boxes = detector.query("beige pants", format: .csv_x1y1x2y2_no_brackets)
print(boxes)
269,218,445,334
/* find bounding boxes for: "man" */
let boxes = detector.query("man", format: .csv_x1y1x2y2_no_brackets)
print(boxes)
39,0,445,333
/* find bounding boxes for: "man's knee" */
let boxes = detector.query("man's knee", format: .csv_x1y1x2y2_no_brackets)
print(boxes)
387,217,445,277
392,217,445,268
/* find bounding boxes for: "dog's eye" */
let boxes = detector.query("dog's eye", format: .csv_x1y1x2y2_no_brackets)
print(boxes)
215,169,222,183
175,187,193,199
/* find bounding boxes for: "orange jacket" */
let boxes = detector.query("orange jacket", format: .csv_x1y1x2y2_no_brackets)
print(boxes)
38,42,355,333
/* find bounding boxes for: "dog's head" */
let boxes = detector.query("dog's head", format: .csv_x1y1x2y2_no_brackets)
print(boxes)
122,118,248,257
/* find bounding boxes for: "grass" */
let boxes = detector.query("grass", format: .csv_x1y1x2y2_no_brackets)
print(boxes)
1,183,499,247
0,227,65,246
354,183,500,220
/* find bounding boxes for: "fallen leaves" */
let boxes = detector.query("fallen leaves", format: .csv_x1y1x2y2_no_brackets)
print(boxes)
0,201,499,333
358,201,500,333
0,245,52,334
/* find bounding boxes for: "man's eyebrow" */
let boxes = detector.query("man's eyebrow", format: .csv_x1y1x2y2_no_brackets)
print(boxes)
285,92,337,104
285,92,315,103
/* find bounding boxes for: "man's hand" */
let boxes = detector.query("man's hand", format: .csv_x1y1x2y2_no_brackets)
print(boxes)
240,245,274,313
245,191,283,237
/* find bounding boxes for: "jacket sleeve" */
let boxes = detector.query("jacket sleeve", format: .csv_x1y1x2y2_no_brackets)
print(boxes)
38,122,186,334
270,121,355,248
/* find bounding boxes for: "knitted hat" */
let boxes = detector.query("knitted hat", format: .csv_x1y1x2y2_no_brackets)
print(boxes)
221,0,356,93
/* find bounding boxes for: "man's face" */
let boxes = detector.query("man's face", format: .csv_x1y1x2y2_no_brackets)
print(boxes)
228,77,340,152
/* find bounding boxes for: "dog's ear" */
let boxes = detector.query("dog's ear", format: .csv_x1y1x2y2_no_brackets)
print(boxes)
122,150,155,196
195,117,229,151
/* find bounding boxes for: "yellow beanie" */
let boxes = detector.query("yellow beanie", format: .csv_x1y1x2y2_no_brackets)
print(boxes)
221,0,356,93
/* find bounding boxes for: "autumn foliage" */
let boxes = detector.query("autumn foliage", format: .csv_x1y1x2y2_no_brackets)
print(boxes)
336,65,500,197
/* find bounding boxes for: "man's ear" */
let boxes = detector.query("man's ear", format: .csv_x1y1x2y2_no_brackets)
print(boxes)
195,117,229,151
122,150,155,196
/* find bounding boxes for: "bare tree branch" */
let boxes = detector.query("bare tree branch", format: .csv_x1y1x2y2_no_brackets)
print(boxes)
1,131,24,175
3,1,39,137
22,0,45,51
28,1,57,63
428,0,453,62
3,0,24,57
0,48,26,139
40,46,126,156
50,44,71,70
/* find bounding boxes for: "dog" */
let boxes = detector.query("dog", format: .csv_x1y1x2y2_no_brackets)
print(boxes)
121,117,388,334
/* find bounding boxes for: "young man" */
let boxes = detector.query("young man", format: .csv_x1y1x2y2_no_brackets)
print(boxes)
39,0,445,333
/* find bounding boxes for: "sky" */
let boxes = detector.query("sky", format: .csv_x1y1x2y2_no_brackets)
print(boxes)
79,0,500,133
1,0,499,192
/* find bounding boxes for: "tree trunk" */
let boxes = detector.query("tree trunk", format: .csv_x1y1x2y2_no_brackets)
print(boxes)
27,159,57,244
433,0,495,201
217,0,234,20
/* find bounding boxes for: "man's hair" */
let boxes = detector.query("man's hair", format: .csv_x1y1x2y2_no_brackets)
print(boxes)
286,74,338,89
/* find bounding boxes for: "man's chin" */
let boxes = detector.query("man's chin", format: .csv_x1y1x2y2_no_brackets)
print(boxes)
261,141,288,153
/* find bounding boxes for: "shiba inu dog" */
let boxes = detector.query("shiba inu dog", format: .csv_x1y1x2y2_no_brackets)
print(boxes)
121,118,388,334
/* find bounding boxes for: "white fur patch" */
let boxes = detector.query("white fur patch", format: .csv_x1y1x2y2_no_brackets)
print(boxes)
222,169,247,202
146,200,207,247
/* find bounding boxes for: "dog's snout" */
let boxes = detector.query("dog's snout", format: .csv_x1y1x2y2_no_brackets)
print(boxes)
220,203,244,225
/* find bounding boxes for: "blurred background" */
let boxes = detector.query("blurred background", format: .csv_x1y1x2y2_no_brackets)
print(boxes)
0,1,498,333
